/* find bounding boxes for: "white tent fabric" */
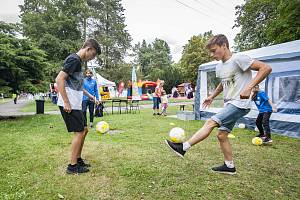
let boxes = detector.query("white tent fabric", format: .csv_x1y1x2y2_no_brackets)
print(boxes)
95,73,116,87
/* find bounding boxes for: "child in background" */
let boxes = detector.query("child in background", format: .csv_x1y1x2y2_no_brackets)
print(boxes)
252,85,277,143
161,90,168,116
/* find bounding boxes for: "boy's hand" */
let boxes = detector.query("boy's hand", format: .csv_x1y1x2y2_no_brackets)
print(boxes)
64,102,72,113
240,87,252,99
272,107,277,113
202,97,213,108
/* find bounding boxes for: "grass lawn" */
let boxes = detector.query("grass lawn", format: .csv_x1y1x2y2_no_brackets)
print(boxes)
21,100,59,112
21,98,195,113
1,107,299,199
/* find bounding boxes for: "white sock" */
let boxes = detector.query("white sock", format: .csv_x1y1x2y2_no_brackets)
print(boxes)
225,160,235,168
182,142,191,151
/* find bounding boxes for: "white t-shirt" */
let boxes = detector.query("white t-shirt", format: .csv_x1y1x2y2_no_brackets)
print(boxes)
215,54,254,109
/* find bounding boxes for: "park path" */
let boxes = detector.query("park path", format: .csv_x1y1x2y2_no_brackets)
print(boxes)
0,99,35,118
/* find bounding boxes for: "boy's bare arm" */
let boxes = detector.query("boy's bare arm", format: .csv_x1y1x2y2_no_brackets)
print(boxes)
56,71,71,113
268,99,277,112
83,89,95,101
209,83,223,99
240,60,272,99
203,83,223,108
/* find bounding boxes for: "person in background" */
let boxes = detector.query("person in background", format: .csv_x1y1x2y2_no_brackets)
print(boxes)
152,80,164,115
82,69,100,128
161,90,168,116
252,85,277,143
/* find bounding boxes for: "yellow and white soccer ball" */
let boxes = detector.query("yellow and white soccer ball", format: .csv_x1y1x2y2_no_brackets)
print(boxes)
96,121,109,134
169,127,185,143
252,137,263,146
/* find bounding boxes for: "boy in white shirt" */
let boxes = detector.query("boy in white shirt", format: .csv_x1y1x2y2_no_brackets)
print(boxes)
165,34,272,174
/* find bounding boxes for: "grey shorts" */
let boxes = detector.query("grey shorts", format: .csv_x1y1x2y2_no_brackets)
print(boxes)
211,103,250,133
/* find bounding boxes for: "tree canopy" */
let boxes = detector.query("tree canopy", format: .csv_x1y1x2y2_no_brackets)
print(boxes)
180,32,213,84
0,21,50,94
234,0,300,51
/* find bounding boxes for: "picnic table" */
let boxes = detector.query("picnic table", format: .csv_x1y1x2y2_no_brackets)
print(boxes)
112,99,129,114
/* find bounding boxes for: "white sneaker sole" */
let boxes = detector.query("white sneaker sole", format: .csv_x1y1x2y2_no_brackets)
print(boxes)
165,140,184,159
211,169,236,175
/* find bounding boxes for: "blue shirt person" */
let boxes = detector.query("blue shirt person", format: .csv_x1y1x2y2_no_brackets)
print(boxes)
82,69,100,128
252,85,277,143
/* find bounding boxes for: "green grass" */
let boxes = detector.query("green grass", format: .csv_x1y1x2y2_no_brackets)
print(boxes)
21,100,59,112
21,98,194,113
1,107,299,199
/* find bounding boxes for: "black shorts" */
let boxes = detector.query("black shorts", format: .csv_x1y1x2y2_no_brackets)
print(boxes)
59,106,86,132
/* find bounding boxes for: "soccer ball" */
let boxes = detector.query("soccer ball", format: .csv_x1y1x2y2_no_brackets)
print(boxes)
238,123,246,129
96,121,109,134
169,127,185,143
252,137,263,146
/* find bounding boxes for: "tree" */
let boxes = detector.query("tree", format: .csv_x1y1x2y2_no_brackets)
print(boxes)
87,0,132,78
161,63,184,93
20,0,132,83
180,32,213,84
234,0,300,51
0,21,50,94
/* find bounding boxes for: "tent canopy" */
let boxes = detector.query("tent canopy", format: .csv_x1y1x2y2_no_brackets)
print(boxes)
95,73,116,87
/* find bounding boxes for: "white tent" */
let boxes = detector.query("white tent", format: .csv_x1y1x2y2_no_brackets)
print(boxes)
95,73,116,87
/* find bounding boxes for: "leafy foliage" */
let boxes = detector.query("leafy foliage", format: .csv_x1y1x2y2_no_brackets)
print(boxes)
180,32,213,84
0,23,50,93
234,0,300,51
132,38,180,93
20,0,131,83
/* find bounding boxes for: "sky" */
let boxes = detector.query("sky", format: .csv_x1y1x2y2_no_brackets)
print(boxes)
0,0,244,62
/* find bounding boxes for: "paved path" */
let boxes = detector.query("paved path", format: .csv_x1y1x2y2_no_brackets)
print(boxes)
0,99,35,118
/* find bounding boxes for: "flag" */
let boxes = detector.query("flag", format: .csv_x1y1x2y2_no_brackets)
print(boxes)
132,66,141,100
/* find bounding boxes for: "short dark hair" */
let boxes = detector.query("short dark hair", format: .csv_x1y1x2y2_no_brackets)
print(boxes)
82,38,101,55
206,34,229,49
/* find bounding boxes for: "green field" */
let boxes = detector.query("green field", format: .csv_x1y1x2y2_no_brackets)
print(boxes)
1,107,299,199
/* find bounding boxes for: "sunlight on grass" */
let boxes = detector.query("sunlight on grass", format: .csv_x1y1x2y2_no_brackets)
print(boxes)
0,108,299,199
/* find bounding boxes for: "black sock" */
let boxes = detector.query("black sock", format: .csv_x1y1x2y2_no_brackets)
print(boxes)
77,157,83,162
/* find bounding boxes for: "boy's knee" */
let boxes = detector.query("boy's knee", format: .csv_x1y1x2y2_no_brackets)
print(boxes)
205,119,218,129
217,132,228,142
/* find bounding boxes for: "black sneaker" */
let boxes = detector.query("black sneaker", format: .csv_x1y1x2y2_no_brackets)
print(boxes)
263,137,273,144
211,163,236,175
256,133,265,138
77,158,91,168
165,140,185,158
66,164,89,174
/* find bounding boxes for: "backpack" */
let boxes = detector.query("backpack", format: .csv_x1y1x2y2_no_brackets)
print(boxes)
95,103,104,117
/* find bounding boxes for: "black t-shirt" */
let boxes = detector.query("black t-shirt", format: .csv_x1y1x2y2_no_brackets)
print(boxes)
62,53,83,91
